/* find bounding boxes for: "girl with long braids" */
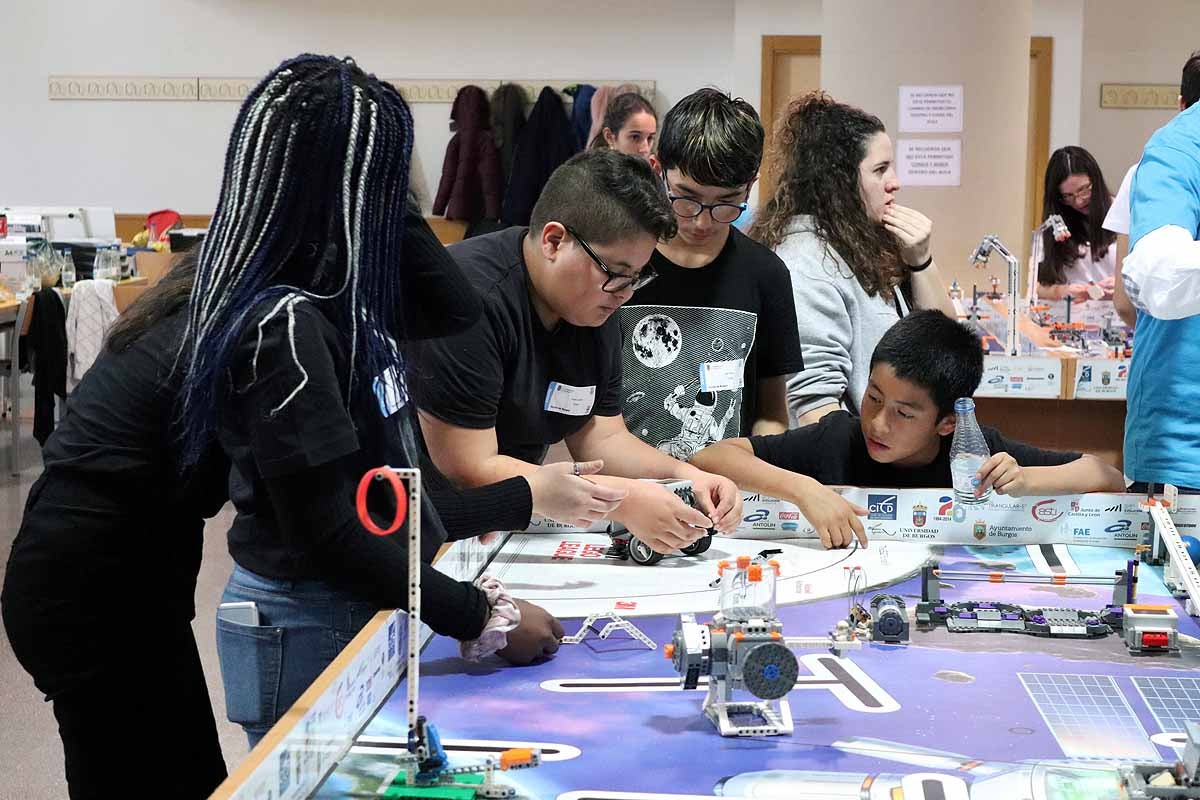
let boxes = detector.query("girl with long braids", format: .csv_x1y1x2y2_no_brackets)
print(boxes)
187,57,578,746
751,91,954,426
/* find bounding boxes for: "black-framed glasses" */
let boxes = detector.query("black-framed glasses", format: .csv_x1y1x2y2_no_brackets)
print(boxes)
663,173,748,224
1060,181,1092,204
564,225,657,293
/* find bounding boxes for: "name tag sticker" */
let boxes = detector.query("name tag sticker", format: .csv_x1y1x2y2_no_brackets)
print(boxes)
699,359,745,393
544,381,597,416
373,366,407,417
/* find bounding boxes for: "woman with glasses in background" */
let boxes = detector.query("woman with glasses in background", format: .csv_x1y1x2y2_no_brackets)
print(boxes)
751,91,954,427
1036,146,1117,315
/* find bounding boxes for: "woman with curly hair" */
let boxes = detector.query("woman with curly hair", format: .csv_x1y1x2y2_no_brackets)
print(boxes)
751,91,953,426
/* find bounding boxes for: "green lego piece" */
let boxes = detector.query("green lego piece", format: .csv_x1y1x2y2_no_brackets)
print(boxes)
382,771,483,799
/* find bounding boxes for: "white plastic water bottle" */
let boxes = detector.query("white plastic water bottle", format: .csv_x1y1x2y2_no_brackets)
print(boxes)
60,248,76,288
949,397,992,504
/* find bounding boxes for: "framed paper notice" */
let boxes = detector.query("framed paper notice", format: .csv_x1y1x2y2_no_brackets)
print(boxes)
899,84,964,132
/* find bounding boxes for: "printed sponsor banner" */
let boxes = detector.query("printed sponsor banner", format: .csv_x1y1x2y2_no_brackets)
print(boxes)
974,357,1062,399
1074,358,1129,400
732,489,1198,547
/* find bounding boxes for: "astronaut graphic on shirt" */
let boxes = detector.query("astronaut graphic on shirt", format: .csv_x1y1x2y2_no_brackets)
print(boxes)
621,305,757,461
656,384,738,460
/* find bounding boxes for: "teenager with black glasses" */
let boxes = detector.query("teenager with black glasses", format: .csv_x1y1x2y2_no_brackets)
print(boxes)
411,149,743,559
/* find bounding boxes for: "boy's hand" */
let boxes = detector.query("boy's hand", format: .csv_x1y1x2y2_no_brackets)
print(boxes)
975,452,1028,497
688,472,742,534
620,481,714,554
794,481,869,549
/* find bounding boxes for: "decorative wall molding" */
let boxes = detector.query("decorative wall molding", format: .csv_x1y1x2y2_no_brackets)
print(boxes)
48,75,198,101
50,75,655,104
1100,83,1179,110
198,78,255,102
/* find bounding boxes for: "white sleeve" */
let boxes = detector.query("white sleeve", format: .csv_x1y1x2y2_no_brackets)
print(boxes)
1122,225,1200,319
1102,164,1136,235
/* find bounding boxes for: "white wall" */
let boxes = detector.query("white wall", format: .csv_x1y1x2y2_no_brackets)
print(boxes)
1032,0,1084,151
731,0,822,112
2,0,734,214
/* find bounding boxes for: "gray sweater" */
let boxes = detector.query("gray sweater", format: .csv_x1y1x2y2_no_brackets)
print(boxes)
776,216,908,423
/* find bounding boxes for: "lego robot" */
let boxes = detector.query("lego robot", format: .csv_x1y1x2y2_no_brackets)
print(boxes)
665,554,858,737
607,480,715,565
357,467,541,798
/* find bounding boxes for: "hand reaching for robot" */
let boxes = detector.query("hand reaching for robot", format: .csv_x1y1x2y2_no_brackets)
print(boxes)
619,481,715,554
526,460,627,528
793,481,868,549
688,472,742,534
497,599,565,666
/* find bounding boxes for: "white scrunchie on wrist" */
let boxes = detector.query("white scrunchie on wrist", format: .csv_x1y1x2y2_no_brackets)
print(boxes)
459,574,522,662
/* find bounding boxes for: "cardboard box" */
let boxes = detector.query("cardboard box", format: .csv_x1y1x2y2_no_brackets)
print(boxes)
133,250,173,286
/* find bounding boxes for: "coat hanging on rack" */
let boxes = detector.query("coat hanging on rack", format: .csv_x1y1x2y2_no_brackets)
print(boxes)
565,84,597,149
433,85,502,222
502,86,579,226
491,83,529,187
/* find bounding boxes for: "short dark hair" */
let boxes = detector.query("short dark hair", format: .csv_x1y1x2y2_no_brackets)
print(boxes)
1183,50,1200,109
529,149,676,245
656,88,763,188
870,310,984,418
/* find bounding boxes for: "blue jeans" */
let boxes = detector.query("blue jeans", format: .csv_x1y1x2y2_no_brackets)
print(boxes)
214,566,378,747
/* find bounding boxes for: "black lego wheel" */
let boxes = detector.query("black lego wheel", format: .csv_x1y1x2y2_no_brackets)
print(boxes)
628,537,665,565
681,534,713,556
741,641,799,700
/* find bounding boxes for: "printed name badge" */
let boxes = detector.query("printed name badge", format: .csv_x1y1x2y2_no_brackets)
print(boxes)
699,359,745,393
373,366,407,417
544,381,597,416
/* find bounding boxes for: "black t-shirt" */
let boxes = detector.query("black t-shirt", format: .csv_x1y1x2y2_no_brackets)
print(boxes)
749,410,1081,486
619,228,804,460
410,227,623,464
6,310,229,624
218,297,524,641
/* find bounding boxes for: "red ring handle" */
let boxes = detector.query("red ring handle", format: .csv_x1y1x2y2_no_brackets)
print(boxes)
356,467,408,536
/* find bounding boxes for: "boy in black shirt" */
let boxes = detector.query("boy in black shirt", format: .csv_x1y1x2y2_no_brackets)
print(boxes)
413,150,742,556
691,310,1125,548
621,89,803,460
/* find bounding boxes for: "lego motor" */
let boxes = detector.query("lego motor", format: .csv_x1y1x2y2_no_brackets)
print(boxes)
869,594,909,643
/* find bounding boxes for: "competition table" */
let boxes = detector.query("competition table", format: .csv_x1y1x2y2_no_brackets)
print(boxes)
213,489,1200,800
965,298,1132,469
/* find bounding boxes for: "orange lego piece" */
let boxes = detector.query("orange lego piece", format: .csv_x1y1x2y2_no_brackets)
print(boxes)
500,748,535,770
748,564,763,582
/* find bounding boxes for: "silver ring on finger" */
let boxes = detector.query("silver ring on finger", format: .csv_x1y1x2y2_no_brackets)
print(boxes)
572,462,581,477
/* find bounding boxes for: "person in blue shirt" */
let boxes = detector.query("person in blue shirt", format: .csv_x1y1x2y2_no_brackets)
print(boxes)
1122,49,1200,491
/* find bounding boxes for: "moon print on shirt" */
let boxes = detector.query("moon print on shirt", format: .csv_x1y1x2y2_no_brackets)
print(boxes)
620,305,758,460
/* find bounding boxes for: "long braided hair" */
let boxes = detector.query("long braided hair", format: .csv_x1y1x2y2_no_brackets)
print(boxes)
176,54,414,467
751,91,905,301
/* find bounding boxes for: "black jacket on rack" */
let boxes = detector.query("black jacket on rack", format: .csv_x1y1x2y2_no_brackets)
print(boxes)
18,288,67,446
501,86,579,226
491,83,528,187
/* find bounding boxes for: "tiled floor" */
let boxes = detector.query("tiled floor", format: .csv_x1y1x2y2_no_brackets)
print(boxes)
0,421,249,798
